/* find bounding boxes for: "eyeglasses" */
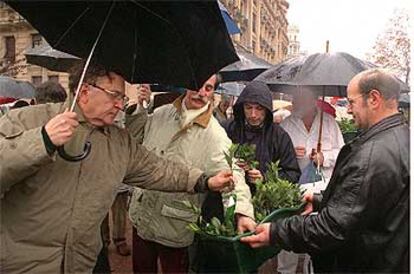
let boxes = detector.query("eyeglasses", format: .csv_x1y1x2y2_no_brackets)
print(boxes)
88,83,128,105
346,93,365,106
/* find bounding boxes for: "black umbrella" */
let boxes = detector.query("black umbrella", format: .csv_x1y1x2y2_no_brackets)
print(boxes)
399,93,410,108
0,76,35,99
25,44,81,72
216,82,246,97
220,45,272,82
255,52,410,97
6,1,238,90
7,0,239,162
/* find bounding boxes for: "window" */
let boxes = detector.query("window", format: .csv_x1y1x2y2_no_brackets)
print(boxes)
252,13,257,33
32,76,42,86
32,33,42,48
4,36,16,63
48,75,59,82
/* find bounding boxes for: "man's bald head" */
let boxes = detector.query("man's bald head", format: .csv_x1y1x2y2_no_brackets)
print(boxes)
355,69,401,103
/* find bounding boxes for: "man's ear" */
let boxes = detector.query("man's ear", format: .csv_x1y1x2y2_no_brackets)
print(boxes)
368,89,382,109
77,84,89,104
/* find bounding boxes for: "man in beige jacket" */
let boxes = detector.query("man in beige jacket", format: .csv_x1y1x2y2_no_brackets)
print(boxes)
0,64,234,274
126,75,255,273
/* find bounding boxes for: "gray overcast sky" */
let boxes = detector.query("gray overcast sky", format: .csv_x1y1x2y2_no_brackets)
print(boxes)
286,0,414,83
287,0,413,57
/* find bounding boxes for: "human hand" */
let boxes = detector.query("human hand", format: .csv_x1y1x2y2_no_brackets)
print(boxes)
240,223,271,248
137,84,151,107
44,109,79,146
247,168,263,183
207,170,234,192
301,190,314,215
235,160,249,171
236,214,257,233
295,146,306,158
310,151,324,166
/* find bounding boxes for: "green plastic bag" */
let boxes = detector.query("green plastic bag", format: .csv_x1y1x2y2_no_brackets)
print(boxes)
193,205,304,273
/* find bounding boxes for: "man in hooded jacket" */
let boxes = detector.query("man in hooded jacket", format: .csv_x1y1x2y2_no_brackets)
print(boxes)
223,80,301,190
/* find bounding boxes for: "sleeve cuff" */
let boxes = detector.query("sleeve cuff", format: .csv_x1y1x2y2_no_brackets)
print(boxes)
41,126,57,155
313,193,323,212
194,173,210,193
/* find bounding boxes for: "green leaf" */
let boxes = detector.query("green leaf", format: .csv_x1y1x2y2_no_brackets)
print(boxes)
337,117,357,133
187,223,201,233
252,161,303,222
211,217,222,228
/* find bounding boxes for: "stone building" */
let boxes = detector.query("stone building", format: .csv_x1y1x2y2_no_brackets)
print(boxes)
287,24,301,58
0,1,70,91
221,0,290,64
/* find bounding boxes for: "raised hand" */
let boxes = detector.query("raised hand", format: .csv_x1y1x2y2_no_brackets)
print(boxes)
295,146,306,158
44,109,79,146
310,150,324,167
247,168,263,183
207,170,234,192
137,84,151,107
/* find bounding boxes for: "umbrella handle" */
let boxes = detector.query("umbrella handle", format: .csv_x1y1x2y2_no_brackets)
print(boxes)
57,141,91,162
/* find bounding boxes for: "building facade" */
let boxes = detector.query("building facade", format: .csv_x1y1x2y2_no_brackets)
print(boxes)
0,1,69,92
221,0,290,64
287,24,301,58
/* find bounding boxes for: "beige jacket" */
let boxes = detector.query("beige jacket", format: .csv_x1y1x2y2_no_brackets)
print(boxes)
0,102,203,274
126,96,254,248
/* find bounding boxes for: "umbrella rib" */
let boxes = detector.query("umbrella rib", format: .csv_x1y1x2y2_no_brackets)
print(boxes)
70,2,116,111
55,6,91,48
129,0,197,88
130,8,138,83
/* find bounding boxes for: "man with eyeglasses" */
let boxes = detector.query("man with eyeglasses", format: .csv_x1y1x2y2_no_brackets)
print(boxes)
241,69,409,273
0,63,235,274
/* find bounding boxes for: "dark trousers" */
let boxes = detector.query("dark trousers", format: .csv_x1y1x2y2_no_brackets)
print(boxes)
132,227,189,274
93,229,111,274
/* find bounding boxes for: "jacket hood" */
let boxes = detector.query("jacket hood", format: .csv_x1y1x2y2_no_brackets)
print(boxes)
233,80,273,125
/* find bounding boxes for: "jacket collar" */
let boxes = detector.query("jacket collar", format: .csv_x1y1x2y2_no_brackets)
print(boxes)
62,99,110,136
172,95,213,129
351,113,405,146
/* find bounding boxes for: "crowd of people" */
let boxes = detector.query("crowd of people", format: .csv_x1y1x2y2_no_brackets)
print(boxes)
0,65,409,274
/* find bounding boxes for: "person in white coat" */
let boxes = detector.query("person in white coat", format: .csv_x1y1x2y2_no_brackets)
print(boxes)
278,89,345,274
281,90,344,182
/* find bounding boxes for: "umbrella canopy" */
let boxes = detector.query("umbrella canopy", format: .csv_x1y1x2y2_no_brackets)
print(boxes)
23,3,239,73
216,82,246,97
0,76,35,99
25,44,81,72
6,1,239,90
399,93,410,108
218,0,240,35
220,45,272,82
255,52,410,97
